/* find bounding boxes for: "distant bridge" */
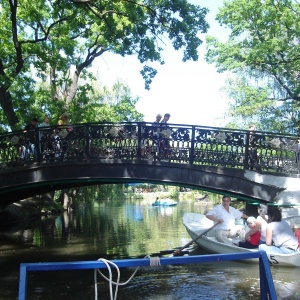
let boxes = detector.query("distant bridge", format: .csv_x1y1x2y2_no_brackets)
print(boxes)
0,122,299,206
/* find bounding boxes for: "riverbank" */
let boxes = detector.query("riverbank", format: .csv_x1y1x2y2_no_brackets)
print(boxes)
0,196,62,229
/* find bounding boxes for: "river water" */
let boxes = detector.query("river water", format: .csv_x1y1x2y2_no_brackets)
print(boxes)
0,196,299,300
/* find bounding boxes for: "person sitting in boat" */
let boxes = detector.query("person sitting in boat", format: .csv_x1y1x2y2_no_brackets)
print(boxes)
236,217,260,249
153,197,160,205
259,206,299,254
244,204,268,245
206,195,248,245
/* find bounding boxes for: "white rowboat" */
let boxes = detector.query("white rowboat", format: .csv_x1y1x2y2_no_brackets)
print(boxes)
183,212,300,267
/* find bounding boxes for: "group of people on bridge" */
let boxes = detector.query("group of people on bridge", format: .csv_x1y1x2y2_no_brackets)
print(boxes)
16,112,174,163
17,113,73,163
141,113,172,159
5,113,300,173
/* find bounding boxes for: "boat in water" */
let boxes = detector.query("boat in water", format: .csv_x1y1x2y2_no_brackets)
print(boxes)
152,198,177,207
183,212,300,267
195,193,208,201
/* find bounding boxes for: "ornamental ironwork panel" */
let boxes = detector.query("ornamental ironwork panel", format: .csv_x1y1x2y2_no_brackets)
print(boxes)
193,128,246,168
250,132,299,173
89,123,138,160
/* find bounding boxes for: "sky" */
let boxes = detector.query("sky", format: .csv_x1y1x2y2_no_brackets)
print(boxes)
93,1,230,127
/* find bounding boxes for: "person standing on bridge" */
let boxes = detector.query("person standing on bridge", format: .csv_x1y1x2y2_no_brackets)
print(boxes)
57,113,71,139
160,113,170,125
152,113,162,137
206,195,248,245
40,115,50,128
248,124,261,170
152,114,162,157
159,113,171,159
57,113,69,128
19,118,39,162
39,115,51,153
154,114,162,124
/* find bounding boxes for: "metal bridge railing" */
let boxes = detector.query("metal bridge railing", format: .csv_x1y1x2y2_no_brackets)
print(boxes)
0,122,299,176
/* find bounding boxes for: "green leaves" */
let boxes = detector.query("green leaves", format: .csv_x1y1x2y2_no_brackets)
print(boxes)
0,0,209,129
206,0,300,134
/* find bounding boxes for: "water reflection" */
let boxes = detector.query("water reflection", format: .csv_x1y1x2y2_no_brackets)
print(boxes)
271,267,300,300
156,206,175,216
0,197,299,299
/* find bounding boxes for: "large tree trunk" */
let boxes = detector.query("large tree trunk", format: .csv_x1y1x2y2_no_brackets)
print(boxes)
65,69,81,106
0,88,19,128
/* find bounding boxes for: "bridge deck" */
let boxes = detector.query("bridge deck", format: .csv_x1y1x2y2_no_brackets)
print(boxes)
1,122,299,172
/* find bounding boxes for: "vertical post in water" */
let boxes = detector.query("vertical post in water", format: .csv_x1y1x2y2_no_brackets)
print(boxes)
18,264,28,300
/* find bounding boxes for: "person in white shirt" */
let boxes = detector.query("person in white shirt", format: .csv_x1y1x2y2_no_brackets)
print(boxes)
259,206,299,254
206,195,248,245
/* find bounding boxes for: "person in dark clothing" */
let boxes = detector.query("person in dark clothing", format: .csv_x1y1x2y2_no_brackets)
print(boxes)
151,114,162,157
160,113,170,125
159,113,171,159
248,124,260,170
20,118,39,161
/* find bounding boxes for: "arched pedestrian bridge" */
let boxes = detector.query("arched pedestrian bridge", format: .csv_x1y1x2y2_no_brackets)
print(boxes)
0,122,299,207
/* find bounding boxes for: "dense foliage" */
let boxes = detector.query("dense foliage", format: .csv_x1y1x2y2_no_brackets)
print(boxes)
0,0,209,130
205,0,300,134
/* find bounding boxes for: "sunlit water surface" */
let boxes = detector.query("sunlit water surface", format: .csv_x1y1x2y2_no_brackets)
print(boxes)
0,197,299,299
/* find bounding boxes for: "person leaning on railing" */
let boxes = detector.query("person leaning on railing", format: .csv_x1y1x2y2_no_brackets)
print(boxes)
39,115,52,153
19,118,39,161
248,124,261,170
159,113,171,158
150,114,162,156
57,113,71,139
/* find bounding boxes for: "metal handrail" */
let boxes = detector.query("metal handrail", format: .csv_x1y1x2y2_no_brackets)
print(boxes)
0,122,299,176
18,251,277,300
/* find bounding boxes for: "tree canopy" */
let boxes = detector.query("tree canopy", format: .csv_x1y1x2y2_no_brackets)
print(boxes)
0,0,209,130
205,0,300,134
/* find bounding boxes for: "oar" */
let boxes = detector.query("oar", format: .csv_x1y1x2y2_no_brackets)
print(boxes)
137,248,189,258
173,221,220,256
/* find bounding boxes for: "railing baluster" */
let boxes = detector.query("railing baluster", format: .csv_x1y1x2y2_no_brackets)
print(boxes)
86,124,90,159
190,125,195,166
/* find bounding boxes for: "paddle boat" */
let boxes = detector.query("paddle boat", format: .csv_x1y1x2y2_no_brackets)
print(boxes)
183,212,300,267
152,198,177,207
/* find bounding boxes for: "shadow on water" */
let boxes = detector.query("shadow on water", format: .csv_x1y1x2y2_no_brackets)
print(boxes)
0,197,299,299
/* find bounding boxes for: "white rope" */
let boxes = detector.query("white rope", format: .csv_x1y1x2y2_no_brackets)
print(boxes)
94,259,120,300
94,256,161,300
145,255,161,266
